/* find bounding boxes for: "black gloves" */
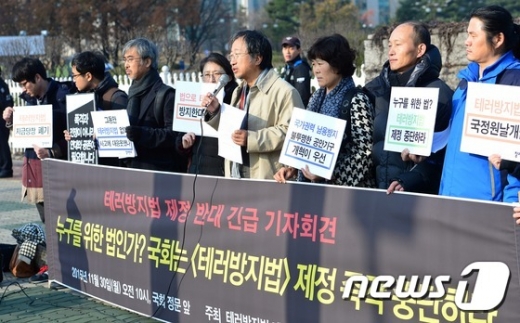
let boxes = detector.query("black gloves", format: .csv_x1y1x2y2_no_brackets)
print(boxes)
125,126,142,142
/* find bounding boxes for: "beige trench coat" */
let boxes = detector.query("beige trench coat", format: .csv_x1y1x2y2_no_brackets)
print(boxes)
207,68,304,179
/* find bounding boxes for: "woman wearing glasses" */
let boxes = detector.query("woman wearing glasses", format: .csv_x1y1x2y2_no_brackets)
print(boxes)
176,53,238,175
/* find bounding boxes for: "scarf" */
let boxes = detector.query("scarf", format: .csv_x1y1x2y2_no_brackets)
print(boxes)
306,77,356,117
127,69,161,125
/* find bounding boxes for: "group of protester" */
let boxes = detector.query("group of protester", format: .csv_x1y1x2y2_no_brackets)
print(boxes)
2,4,520,233
277,5,520,210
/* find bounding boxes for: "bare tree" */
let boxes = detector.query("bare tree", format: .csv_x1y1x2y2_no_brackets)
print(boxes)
0,35,49,75
0,0,20,36
299,0,367,68
0,0,245,74
169,0,234,69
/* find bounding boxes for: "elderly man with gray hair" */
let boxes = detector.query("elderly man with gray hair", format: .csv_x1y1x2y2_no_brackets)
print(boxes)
120,38,186,172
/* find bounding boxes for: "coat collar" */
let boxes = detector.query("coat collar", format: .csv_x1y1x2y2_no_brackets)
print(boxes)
241,68,277,94
458,50,520,83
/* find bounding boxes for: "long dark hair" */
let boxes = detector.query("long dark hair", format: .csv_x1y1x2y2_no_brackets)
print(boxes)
470,5,520,59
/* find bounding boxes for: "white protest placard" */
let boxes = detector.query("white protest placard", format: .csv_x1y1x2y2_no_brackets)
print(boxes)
217,103,246,164
383,86,439,156
279,108,346,179
66,93,97,164
11,105,53,148
91,109,136,158
173,81,224,137
460,82,520,161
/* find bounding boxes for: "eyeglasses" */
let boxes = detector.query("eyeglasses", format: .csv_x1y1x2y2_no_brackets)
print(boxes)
72,73,85,80
228,52,249,61
202,72,225,80
121,56,142,64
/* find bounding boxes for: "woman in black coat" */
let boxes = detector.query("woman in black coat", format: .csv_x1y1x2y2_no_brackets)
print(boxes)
176,53,238,176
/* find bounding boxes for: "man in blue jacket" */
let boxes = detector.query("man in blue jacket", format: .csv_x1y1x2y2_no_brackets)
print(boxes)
439,5,520,202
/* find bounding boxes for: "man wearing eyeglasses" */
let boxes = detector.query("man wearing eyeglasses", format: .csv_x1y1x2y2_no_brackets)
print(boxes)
64,51,129,167
71,51,127,112
2,57,77,223
203,30,305,179
120,38,186,173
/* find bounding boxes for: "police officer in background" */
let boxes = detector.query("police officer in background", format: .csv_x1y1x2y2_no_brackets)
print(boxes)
0,66,14,178
280,36,312,106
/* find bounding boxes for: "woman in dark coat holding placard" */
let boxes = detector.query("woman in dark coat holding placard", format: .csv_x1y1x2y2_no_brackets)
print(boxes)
274,34,375,187
175,53,238,176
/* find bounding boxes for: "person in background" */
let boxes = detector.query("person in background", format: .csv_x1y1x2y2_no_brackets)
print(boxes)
0,66,14,178
203,30,304,179
64,51,128,166
280,36,312,106
364,21,453,194
54,58,70,79
2,58,75,223
120,38,185,172
439,5,520,202
176,53,238,176
274,34,375,186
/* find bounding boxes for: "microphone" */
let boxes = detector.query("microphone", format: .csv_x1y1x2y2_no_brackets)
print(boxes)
212,74,231,96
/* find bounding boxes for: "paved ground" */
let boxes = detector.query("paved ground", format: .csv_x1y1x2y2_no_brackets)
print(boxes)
0,157,159,322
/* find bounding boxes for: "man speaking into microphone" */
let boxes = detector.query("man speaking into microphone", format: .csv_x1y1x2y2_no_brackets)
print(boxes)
203,30,304,179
